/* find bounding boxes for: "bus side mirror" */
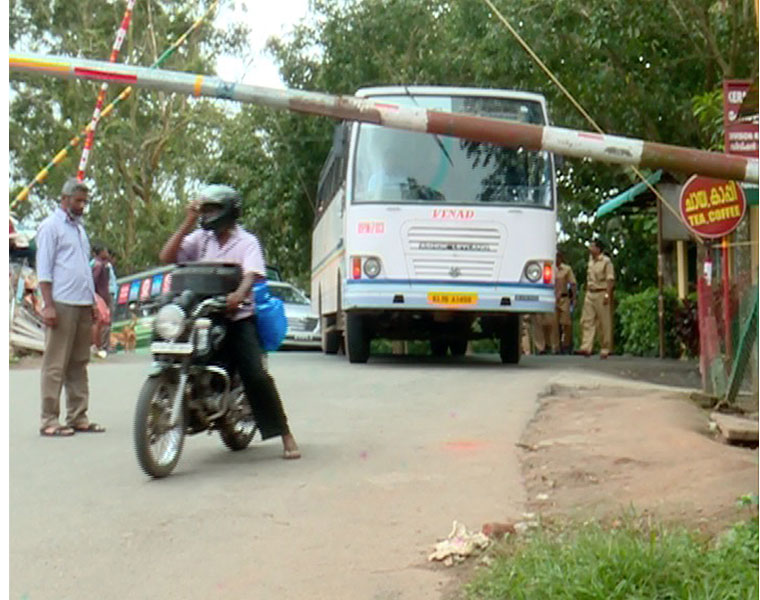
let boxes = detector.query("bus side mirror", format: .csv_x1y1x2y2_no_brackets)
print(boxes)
554,153,565,171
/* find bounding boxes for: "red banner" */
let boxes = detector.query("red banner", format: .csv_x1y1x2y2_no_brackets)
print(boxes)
679,175,746,239
117,283,129,304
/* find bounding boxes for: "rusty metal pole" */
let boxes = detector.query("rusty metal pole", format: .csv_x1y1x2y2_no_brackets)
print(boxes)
657,197,665,358
9,51,760,184
722,236,733,361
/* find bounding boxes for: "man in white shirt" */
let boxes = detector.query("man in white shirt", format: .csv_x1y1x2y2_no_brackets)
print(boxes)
36,178,106,437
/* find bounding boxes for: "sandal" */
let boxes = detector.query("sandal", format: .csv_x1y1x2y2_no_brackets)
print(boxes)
40,425,75,437
72,423,106,433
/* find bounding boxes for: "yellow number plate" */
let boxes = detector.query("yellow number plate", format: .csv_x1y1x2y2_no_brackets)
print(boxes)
427,292,478,306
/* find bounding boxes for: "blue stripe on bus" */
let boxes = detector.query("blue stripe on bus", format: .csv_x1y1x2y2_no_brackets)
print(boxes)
345,279,553,289
310,238,344,274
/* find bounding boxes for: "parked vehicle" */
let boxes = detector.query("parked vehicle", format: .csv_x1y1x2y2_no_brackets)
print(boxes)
133,262,256,478
112,263,282,351
267,281,320,349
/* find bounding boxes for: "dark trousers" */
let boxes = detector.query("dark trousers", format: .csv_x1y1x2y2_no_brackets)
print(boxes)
222,316,290,440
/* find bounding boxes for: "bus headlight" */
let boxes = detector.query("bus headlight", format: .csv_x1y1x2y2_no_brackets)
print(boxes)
363,257,382,278
154,304,186,341
524,261,542,282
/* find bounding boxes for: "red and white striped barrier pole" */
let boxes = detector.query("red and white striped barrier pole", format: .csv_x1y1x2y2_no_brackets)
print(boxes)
10,51,759,184
76,0,137,181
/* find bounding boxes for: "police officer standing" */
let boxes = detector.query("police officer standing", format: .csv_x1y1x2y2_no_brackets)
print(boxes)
553,250,577,354
577,239,615,359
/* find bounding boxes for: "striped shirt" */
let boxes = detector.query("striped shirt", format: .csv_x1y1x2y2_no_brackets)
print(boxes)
36,208,95,305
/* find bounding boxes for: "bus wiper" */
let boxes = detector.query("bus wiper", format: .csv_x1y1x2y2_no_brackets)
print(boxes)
404,85,454,168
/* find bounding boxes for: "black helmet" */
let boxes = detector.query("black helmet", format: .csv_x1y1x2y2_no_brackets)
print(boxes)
198,184,241,232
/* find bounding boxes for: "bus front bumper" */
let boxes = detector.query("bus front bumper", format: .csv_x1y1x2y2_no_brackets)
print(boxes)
344,280,555,313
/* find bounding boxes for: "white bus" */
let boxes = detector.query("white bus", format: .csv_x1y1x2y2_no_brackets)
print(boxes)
311,86,557,364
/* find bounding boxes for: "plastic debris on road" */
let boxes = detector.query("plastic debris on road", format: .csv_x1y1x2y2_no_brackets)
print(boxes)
428,521,491,566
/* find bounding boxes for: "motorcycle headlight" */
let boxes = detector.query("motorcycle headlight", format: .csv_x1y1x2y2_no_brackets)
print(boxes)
154,304,186,341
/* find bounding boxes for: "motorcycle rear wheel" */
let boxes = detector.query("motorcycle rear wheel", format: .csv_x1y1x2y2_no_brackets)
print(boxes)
219,389,257,451
134,375,186,478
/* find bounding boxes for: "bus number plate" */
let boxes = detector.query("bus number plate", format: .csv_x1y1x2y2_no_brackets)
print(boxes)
427,292,478,306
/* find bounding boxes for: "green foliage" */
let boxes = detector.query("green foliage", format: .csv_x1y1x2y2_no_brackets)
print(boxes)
260,0,758,285
692,88,725,152
616,287,681,357
208,107,332,286
370,339,430,355
9,0,248,274
466,516,759,600
10,0,758,284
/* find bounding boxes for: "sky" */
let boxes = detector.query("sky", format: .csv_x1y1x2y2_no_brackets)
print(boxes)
214,0,312,89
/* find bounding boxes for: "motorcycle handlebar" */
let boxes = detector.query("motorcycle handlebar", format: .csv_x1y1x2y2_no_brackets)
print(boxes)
191,295,252,318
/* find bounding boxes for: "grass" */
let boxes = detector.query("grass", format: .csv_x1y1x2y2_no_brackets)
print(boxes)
465,512,759,600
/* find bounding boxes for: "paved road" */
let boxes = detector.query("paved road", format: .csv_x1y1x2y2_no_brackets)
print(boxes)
10,351,548,600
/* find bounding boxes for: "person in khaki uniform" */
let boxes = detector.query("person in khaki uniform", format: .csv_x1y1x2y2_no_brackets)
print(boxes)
531,313,557,354
553,251,577,353
577,239,615,359
520,314,554,354
520,315,531,354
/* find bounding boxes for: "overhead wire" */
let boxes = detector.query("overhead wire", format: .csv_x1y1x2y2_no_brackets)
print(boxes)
480,0,706,244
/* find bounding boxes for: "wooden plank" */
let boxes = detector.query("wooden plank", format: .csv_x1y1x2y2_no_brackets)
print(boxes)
711,412,759,443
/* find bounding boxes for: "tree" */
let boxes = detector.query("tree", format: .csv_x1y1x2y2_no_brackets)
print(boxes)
256,0,757,290
9,0,248,273
207,107,331,288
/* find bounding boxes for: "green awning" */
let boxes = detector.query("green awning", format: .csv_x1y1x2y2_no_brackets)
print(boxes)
742,183,758,206
596,170,663,218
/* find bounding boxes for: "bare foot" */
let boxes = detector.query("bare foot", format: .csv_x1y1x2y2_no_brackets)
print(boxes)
282,433,301,459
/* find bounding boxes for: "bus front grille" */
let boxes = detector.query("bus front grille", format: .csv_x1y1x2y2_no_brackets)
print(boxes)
405,225,502,279
411,257,496,278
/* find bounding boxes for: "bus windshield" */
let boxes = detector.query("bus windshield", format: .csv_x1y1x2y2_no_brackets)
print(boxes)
353,95,553,208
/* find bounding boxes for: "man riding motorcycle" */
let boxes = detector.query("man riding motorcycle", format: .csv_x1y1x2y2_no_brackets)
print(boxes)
159,184,301,459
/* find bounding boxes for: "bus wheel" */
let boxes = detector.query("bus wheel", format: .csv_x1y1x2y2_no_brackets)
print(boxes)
346,313,370,363
499,316,520,364
430,339,448,357
449,339,468,356
321,315,340,354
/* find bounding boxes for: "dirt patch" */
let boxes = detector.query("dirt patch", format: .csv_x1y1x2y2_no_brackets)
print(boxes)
518,384,758,533
428,380,759,600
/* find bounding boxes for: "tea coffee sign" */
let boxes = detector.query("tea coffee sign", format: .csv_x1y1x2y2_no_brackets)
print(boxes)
679,175,746,239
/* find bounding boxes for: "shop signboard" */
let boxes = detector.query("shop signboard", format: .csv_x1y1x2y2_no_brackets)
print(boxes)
723,79,759,158
679,175,746,239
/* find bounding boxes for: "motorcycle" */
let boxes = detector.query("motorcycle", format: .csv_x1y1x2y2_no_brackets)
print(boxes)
133,262,257,478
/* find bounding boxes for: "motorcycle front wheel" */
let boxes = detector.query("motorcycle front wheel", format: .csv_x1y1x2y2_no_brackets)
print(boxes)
134,375,186,478
219,388,257,451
